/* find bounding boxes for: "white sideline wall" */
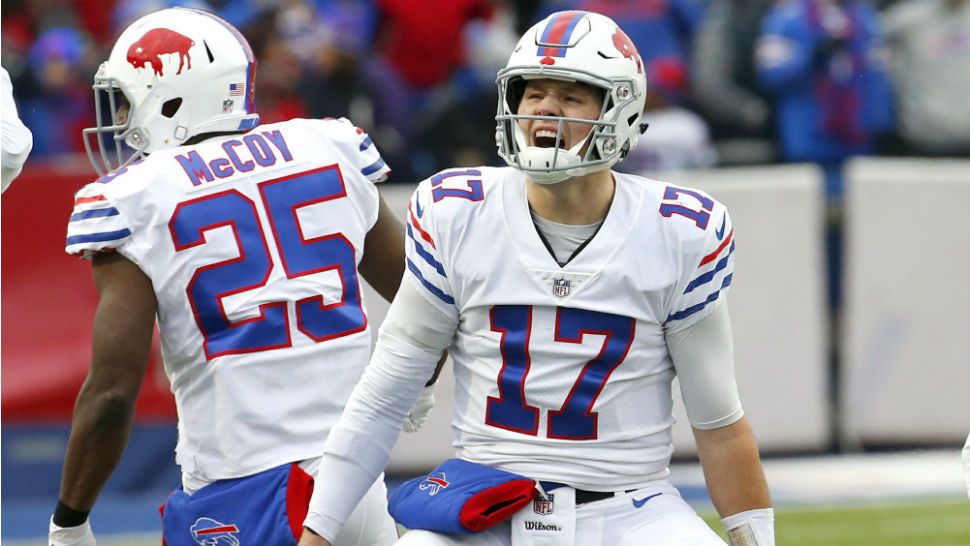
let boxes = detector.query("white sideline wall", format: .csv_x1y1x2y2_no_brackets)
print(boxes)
657,166,829,455
362,165,831,474
840,158,970,446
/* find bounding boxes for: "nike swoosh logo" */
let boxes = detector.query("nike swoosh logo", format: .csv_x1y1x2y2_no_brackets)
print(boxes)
415,195,425,218
715,214,726,240
632,492,663,508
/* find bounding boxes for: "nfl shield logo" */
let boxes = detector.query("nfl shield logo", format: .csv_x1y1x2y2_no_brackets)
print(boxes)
552,278,570,298
223,99,234,113
533,494,554,515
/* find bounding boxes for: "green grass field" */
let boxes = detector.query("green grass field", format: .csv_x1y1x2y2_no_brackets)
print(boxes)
702,499,970,546
10,498,969,546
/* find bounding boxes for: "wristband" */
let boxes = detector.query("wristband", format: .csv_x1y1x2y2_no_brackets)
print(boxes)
721,507,774,546
53,500,90,528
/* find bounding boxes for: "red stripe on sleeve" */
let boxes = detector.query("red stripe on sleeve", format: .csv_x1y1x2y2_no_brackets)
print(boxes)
698,230,733,267
75,195,107,205
408,203,436,249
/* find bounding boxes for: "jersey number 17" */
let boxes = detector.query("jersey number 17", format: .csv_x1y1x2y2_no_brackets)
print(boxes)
485,305,635,441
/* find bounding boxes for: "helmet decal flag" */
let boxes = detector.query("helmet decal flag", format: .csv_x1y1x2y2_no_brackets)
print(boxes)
193,9,257,114
537,11,586,57
127,28,194,76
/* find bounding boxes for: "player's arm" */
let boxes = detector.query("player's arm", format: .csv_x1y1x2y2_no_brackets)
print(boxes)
667,303,774,545
1,66,33,192
694,417,773,544
358,192,446,429
358,194,406,302
299,276,457,545
52,253,156,532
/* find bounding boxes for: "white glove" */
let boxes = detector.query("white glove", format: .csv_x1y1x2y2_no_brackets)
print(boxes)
402,384,436,433
49,518,96,546
721,508,774,546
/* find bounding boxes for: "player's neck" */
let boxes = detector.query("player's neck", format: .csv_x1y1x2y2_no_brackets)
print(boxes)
526,169,615,225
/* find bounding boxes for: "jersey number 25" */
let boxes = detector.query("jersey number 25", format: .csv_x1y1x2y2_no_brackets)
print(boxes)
169,165,365,359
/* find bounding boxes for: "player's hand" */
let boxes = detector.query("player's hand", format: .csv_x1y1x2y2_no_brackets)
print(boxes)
297,526,332,546
402,384,436,433
49,518,96,546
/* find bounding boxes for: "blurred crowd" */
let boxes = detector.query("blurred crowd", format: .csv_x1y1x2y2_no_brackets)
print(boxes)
2,0,969,192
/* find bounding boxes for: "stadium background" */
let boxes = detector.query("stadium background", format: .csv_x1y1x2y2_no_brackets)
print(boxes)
2,0,969,544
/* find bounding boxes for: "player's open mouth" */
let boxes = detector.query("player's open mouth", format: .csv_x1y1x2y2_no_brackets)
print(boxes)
533,129,566,149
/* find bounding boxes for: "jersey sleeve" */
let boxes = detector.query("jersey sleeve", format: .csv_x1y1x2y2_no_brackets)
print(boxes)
403,181,459,322
664,197,736,334
65,183,132,258
316,117,391,183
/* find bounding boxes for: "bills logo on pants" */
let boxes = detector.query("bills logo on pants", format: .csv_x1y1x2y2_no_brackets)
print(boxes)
190,517,240,546
419,473,450,496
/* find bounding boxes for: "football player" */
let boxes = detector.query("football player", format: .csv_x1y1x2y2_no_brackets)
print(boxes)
1,66,33,192
298,10,774,546
49,8,413,546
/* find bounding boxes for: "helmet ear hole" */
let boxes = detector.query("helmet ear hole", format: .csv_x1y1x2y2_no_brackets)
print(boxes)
162,98,183,118
507,77,526,113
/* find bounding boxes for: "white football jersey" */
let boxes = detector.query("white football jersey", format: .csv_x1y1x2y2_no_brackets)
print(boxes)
405,167,736,491
65,117,390,483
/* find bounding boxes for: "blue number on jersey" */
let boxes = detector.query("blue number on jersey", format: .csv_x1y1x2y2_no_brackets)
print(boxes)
169,166,365,359
171,190,290,358
658,186,713,229
485,305,540,435
260,165,366,341
548,307,636,439
430,169,484,202
485,305,636,440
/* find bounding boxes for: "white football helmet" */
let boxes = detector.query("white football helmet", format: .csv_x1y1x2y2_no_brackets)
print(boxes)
84,7,259,175
496,11,648,183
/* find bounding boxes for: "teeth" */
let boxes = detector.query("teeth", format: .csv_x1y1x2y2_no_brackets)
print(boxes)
535,130,558,139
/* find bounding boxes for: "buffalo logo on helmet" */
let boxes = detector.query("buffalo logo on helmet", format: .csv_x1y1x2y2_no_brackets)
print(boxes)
190,517,240,546
611,28,643,74
127,28,194,76
418,473,450,496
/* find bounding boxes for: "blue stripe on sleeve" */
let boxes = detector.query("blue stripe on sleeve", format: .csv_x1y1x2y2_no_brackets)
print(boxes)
667,274,733,322
361,157,386,176
70,207,121,222
406,224,447,277
407,258,455,305
683,242,735,294
66,228,132,247
359,135,373,151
